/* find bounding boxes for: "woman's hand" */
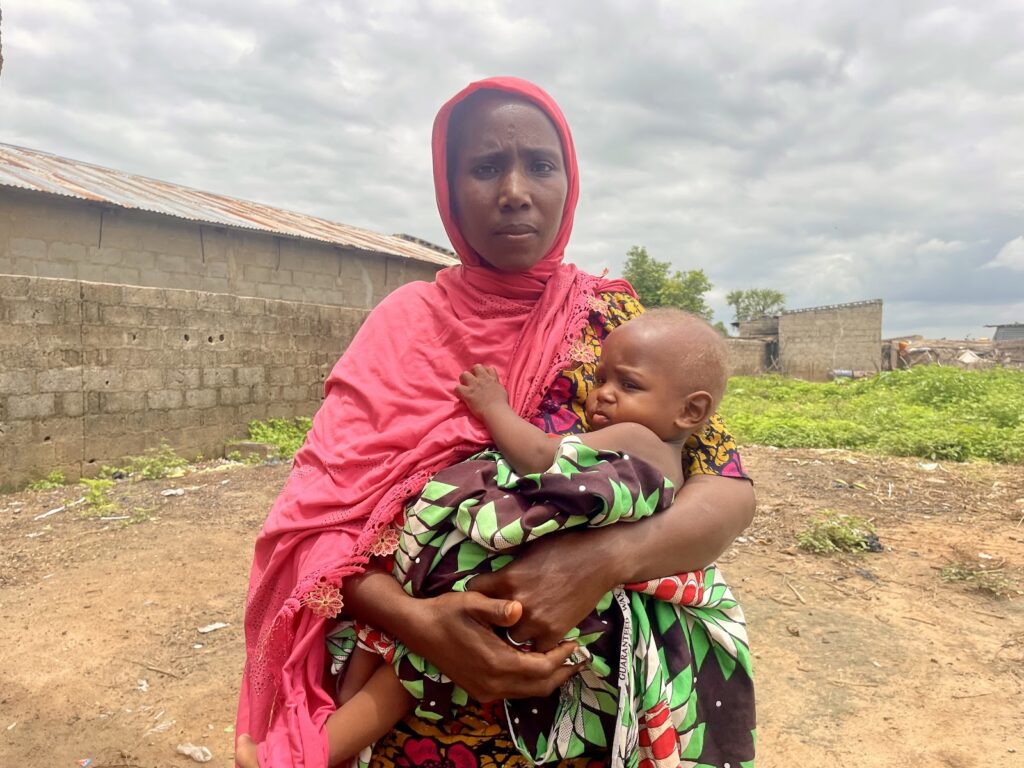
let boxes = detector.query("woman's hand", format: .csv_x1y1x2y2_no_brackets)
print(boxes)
468,474,756,651
343,570,581,702
408,591,582,702
455,364,509,420
469,530,618,653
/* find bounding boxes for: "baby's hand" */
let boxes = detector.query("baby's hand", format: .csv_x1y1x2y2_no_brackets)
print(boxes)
455,364,509,419
234,734,260,768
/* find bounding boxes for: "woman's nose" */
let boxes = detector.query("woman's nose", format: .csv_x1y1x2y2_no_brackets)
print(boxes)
498,166,530,209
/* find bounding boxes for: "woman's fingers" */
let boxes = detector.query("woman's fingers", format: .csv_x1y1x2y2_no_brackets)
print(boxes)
464,591,522,627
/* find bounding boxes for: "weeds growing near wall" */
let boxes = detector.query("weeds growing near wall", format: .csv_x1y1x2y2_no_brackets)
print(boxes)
26,471,66,492
720,366,1024,463
99,442,190,481
247,418,313,459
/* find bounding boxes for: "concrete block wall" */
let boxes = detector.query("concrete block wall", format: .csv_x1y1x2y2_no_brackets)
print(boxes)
778,301,883,380
736,316,779,338
0,187,440,309
724,338,769,376
0,275,371,489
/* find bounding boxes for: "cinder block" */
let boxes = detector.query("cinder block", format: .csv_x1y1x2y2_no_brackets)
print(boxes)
255,283,282,300
122,368,165,391
202,367,234,387
82,367,126,391
49,241,89,262
185,388,218,409
219,386,251,406
100,390,147,413
100,304,147,326
61,392,85,417
82,282,125,305
9,237,47,260
0,370,35,394
87,245,125,266
164,289,201,310
235,366,264,386
167,368,201,389
104,265,141,284
147,389,184,410
7,299,57,325
35,260,78,280
37,367,83,393
8,393,56,419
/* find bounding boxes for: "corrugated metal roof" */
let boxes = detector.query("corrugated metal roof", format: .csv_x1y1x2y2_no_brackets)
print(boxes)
0,143,458,267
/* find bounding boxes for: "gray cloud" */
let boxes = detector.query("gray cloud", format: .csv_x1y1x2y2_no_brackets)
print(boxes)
3,0,1022,337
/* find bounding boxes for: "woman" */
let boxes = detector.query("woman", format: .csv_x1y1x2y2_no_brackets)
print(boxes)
236,77,756,768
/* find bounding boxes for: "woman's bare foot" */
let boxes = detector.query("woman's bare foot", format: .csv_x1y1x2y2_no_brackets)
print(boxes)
235,733,260,768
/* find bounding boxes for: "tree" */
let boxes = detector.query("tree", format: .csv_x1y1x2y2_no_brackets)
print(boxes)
622,246,715,320
725,288,786,322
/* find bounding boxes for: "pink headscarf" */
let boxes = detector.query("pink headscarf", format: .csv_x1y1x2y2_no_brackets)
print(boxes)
237,77,635,767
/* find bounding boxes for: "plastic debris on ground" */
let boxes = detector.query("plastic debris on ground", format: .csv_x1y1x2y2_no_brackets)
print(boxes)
161,488,185,497
144,718,176,737
76,760,93,768
197,622,230,634
176,743,213,763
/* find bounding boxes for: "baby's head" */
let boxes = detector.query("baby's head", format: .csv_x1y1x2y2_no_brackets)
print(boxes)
585,308,729,442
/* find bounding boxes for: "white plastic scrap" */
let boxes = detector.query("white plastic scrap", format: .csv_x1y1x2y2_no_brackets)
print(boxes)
161,488,185,497
144,718,176,736
176,743,213,763
197,622,230,634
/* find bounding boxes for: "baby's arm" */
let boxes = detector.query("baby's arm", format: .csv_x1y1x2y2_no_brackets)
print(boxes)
324,665,414,766
456,364,559,475
235,664,414,768
579,423,684,488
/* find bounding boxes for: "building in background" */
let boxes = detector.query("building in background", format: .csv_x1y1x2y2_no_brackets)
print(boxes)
0,144,456,488
728,299,883,380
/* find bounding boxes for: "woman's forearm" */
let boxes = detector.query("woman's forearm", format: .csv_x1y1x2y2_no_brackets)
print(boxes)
342,569,420,639
592,474,756,582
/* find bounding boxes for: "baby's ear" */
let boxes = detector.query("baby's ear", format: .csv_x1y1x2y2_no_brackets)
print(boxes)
674,391,715,431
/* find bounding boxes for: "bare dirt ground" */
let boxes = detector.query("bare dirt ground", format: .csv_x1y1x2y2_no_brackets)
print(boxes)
1,446,1022,768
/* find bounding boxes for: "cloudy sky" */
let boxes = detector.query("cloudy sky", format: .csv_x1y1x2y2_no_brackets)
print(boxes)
2,0,1021,338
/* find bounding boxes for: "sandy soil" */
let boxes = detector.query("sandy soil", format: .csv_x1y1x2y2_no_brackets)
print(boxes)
1,446,1022,768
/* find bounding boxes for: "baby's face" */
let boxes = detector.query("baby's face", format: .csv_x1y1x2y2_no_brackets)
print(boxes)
585,322,690,440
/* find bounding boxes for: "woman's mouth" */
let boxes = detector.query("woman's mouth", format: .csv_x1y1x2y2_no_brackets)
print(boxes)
495,224,538,239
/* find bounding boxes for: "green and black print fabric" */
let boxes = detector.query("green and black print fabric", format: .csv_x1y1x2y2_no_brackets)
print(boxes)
370,437,755,768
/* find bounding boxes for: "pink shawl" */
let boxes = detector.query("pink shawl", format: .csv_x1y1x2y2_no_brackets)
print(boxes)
237,76,635,767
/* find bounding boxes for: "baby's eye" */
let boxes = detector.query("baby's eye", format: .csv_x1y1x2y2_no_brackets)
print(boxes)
621,380,639,391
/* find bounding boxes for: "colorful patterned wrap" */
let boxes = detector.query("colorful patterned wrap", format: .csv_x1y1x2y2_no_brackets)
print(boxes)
332,292,755,768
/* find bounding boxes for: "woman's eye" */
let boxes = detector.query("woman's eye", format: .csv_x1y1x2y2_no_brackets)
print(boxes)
472,164,499,177
532,160,556,174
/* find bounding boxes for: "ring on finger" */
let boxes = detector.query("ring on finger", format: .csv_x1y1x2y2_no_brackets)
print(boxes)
502,629,535,649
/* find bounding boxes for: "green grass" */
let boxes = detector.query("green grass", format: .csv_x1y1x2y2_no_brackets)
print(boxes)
797,511,879,554
99,442,190,481
247,417,313,459
720,367,1024,463
26,470,66,492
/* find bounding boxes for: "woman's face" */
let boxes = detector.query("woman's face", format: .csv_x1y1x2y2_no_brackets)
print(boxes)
449,95,569,273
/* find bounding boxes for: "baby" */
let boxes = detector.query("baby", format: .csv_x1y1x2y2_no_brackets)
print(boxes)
238,308,731,767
